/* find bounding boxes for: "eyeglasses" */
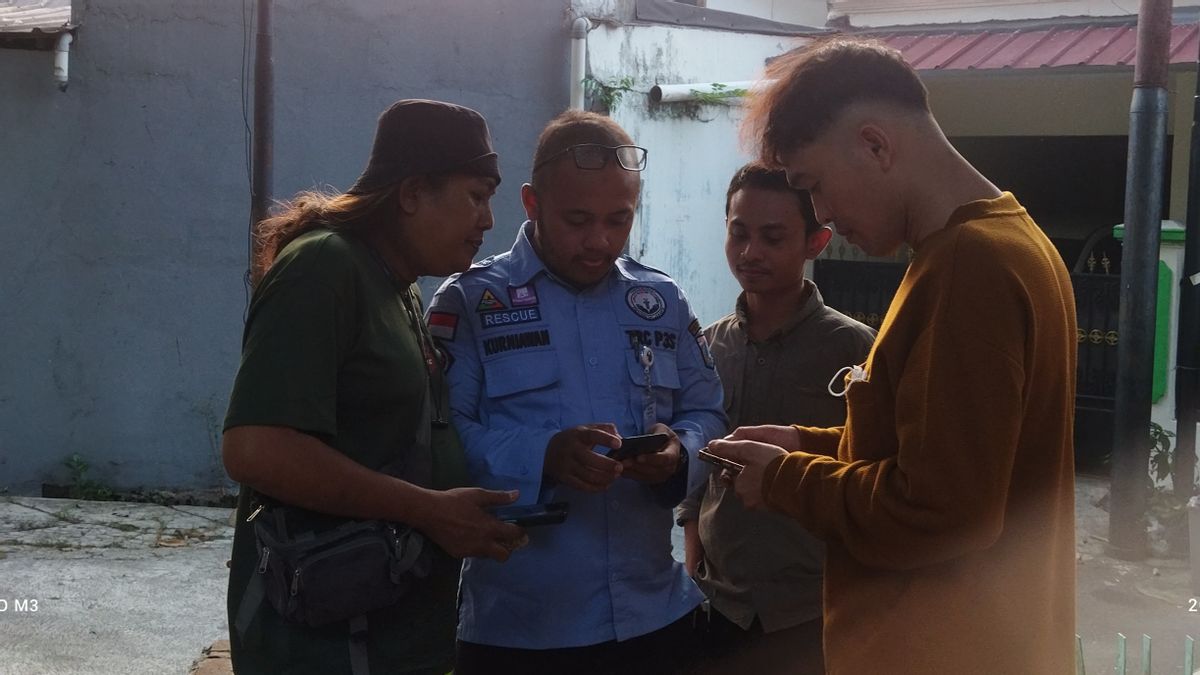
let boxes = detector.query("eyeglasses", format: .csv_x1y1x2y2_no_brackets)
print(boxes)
533,144,648,173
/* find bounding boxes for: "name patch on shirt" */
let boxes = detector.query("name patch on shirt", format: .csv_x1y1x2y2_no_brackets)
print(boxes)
626,286,666,321
481,307,542,330
626,329,677,351
483,329,552,356
477,288,506,312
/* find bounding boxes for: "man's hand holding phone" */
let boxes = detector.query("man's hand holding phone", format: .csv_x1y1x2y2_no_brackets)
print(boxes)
703,439,787,511
618,423,682,485
544,424,623,493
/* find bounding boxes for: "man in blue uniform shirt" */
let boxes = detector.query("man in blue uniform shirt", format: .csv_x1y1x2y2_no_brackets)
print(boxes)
428,110,726,675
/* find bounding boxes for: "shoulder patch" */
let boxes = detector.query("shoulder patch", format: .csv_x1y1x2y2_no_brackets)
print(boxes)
428,312,459,341
476,288,506,312
626,286,666,321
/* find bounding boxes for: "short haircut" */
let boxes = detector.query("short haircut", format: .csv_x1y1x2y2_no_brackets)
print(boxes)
744,37,930,166
725,163,821,235
531,109,634,190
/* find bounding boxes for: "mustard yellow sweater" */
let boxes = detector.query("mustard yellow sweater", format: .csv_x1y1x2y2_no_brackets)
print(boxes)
764,193,1077,674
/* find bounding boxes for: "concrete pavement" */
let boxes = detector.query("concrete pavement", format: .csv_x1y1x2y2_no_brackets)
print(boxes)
0,497,233,675
1,476,1198,674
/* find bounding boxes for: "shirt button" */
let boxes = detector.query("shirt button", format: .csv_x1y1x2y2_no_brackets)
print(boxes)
588,357,599,366
756,357,766,366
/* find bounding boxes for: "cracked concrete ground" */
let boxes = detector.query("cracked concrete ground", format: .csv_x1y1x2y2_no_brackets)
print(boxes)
0,497,233,675
1,477,1198,674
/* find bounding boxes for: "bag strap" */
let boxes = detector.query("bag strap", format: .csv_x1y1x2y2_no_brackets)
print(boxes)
233,571,266,643
348,615,371,675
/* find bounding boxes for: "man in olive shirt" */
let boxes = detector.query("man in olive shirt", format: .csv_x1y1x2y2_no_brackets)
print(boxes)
678,164,874,673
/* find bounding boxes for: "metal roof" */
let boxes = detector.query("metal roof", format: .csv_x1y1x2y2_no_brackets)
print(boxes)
0,0,72,34
875,19,1200,71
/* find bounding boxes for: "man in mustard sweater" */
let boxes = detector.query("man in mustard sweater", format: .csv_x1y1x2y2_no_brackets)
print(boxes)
707,38,1078,673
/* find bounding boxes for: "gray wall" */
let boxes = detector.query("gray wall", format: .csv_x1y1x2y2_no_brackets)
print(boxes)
0,0,570,495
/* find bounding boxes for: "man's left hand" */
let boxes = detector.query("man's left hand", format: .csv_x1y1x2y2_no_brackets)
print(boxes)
705,439,788,510
621,423,683,484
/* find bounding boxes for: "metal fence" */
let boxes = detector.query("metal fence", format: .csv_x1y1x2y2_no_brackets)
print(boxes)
1079,634,1196,674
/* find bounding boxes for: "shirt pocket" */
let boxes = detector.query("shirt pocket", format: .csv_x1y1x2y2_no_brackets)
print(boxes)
624,348,681,432
482,351,562,428
841,356,897,461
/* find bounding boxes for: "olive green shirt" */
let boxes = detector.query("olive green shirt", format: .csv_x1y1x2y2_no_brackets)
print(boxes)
677,282,874,632
224,229,467,675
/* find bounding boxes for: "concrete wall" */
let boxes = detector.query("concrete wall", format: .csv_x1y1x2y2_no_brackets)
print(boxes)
0,0,571,494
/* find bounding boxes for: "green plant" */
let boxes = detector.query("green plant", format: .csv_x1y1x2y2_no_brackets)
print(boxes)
583,75,635,113
1145,423,1189,557
689,82,749,105
1148,422,1177,484
63,454,116,502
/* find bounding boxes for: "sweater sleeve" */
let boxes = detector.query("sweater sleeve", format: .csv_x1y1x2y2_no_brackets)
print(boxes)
793,426,844,457
764,236,1028,571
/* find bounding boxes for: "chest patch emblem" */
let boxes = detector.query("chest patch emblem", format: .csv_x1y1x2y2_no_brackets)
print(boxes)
476,288,506,312
626,286,666,321
508,284,539,307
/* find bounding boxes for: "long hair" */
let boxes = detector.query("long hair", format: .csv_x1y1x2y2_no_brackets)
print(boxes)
250,184,402,287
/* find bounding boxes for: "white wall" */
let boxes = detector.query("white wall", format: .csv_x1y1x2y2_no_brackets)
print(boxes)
832,0,1200,27
585,22,806,325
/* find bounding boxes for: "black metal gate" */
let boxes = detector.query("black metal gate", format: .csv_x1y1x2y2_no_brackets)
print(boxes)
813,259,1120,469
1071,273,1121,469
812,260,907,331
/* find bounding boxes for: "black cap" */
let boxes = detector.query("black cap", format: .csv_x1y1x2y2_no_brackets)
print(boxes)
347,99,500,195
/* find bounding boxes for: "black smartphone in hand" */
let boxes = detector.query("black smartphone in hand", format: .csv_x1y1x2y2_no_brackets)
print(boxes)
606,433,670,461
489,502,569,527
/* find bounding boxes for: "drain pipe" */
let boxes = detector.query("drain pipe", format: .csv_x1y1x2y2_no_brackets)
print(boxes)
650,81,764,104
250,0,274,244
53,32,73,92
1109,0,1173,561
569,17,589,110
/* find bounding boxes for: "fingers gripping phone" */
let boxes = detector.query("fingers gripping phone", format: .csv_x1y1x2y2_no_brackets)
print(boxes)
605,433,670,461
489,502,569,527
697,448,745,475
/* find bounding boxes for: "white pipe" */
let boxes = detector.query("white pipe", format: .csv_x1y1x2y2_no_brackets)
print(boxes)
54,32,73,92
569,17,589,109
649,80,773,104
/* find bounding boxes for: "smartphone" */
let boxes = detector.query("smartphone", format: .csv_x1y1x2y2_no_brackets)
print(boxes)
606,432,670,461
489,502,569,527
698,448,745,474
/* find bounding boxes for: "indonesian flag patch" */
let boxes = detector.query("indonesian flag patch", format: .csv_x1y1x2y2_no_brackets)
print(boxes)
428,312,459,341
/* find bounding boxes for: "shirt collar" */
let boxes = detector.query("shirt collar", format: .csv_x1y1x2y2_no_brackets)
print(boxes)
734,279,825,342
509,220,635,288
507,221,549,287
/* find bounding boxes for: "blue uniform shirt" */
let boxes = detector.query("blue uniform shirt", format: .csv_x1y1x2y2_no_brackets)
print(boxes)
427,222,726,649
